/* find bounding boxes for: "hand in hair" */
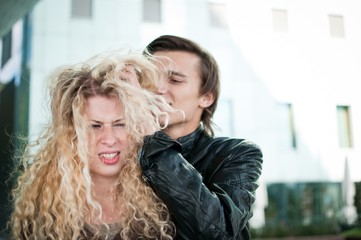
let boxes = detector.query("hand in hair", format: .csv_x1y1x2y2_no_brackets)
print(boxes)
120,65,141,88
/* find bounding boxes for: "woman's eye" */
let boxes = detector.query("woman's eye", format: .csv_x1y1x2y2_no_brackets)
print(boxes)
91,124,101,129
114,123,125,128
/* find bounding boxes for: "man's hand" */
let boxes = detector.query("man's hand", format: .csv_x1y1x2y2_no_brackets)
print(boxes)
121,65,141,88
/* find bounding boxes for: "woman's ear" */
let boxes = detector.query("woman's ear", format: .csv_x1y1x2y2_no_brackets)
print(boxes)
199,92,214,108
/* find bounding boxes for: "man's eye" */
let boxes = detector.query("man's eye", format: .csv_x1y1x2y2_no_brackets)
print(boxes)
114,123,125,128
169,78,181,84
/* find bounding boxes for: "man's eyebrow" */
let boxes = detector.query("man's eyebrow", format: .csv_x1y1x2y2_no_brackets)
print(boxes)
168,70,187,78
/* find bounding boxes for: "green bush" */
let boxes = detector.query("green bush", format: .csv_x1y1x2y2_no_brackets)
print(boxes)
355,182,361,226
341,227,361,239
250,182,342,238
251,220,340,238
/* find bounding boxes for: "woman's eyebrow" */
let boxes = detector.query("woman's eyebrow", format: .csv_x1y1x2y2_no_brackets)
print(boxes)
113,119,125,123
89,119,125,124
89,120,102,123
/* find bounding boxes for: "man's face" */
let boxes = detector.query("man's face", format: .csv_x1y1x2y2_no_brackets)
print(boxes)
154,51,213,139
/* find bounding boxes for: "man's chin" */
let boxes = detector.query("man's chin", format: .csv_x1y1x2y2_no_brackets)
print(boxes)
158,114,170,128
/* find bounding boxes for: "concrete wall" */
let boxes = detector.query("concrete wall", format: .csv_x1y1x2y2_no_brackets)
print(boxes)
29,0,361,186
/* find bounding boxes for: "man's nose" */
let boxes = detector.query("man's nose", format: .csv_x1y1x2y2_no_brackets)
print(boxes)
157,76,168,95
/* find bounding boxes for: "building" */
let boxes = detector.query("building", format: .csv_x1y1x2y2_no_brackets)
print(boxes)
0,0,39,234
1,0,361,236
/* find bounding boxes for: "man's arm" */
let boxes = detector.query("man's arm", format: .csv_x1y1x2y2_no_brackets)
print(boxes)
139,131,263,239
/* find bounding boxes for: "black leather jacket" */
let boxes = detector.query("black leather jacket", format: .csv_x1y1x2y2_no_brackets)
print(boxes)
139,127,263,240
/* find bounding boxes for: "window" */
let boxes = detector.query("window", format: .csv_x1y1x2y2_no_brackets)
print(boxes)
1,29,12,68
214,99,234,136
71,0,92,19
287,103,297,149
272,9,288,33
278,103,297,149
329,15,345,38
209,2,228,28
143,0,161,23
337,106,352,148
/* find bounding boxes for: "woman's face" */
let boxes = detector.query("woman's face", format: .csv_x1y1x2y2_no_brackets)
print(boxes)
85,96,129,181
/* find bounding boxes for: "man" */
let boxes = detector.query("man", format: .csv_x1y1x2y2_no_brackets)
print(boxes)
139,35,263,239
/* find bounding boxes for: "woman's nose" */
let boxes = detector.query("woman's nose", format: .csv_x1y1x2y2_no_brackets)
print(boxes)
100,127,117,146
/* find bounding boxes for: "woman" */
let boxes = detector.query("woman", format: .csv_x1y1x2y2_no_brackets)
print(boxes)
10,52,175,239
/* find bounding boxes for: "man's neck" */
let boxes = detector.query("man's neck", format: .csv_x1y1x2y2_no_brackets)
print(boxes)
164,123,198,140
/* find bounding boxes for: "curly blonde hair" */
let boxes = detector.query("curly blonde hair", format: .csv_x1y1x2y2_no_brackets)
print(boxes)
10,51,175,239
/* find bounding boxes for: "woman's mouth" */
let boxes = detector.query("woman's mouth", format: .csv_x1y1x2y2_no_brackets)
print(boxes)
98,152,120,165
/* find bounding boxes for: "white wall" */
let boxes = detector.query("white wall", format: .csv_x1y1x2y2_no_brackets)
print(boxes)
222,0,361,183
29,0,361,185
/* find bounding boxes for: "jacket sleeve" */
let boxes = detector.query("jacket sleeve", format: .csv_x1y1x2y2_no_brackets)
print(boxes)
138,131,263,239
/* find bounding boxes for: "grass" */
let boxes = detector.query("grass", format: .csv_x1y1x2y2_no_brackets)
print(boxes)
342,227,361,239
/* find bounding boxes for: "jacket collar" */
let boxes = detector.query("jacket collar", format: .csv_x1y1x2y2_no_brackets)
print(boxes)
177,126,203,155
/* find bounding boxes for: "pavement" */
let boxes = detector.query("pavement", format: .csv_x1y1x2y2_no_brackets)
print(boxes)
254,236,346,240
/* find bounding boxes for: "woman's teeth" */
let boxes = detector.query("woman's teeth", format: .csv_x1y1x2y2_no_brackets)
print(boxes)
99,152,118,159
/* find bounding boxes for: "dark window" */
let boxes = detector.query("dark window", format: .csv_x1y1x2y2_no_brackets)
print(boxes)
143,0,161,23
272,9,288,33
329,15,345,38
337,105,352,148
1,29,12,68
71,0,92,19
209,3,228,28
278,103,297,149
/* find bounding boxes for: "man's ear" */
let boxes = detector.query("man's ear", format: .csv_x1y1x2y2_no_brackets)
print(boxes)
200,92,214,108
